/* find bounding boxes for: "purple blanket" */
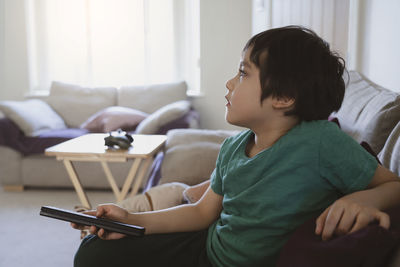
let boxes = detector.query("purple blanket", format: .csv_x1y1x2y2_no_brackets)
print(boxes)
0,118,88,155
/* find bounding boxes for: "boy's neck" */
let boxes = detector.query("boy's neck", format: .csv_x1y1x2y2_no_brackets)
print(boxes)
246,116,299,158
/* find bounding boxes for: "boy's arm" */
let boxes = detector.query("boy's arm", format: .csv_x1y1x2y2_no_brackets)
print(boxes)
130,185,222,234
315,164,400,241
82,186,223,239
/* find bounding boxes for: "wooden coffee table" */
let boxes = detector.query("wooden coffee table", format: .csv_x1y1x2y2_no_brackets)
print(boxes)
45,133,167,209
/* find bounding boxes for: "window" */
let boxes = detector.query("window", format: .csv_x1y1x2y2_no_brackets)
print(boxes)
26,0,200,94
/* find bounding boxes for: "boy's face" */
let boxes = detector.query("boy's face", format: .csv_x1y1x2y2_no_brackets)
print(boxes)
225,48,273,128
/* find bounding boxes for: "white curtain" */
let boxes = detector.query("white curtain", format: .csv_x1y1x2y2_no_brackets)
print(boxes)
253,0,350,59
26,0,199,92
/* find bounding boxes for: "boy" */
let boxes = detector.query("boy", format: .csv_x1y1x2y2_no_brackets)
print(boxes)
72,26,400,267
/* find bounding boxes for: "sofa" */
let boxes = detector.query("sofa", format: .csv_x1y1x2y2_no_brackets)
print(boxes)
0,81,199,191
143,70,400,266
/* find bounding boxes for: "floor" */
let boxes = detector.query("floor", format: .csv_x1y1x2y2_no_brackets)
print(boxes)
0,186,115,267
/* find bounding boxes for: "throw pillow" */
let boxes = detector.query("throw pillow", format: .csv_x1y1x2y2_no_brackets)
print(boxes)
0,99,67,136
135,100,191,135
80,106,149,133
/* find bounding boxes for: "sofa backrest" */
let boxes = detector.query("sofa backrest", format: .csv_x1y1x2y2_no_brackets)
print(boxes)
379,121,400,176
118,81,188,114
47,81,118,128
334,71,400,155
28,81,189,129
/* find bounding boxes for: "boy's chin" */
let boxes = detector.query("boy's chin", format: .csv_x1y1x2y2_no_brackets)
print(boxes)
225,114,246,128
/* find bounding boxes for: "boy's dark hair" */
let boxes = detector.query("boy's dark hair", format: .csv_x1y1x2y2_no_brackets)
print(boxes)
244,26,346,121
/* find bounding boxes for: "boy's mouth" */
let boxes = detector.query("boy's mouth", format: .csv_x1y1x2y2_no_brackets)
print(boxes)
225,96,231,107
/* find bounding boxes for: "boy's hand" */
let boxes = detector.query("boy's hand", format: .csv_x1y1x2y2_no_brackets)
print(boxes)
70,204,129,240
315,198,390,241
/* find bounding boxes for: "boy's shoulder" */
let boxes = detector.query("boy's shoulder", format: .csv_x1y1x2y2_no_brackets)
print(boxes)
218,130,252,153
294,120,341,138
223,129,252,145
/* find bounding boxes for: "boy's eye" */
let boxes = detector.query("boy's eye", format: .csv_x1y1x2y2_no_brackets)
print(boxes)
239,69,246,77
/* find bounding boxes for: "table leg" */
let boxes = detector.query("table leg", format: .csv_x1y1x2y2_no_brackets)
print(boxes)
63,159,92,209
118,158,142,202
100,161,122,201
129,157,153,198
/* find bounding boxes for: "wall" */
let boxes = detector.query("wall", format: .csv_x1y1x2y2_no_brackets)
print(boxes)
0,0,4,98
194,0,252,130
0,0,30,101
356,0,400,92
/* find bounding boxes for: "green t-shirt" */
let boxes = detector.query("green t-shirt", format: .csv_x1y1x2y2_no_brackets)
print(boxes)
206,120,378,267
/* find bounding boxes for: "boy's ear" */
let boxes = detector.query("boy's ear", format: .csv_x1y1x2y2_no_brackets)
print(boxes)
271,96,295,109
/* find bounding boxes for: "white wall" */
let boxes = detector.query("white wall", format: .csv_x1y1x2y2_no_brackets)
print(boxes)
0,0,4,97
0,0,30,101
194,0,252,130
356,0,400,92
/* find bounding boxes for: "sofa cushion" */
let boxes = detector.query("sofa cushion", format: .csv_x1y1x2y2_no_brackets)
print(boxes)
159,129,238,186
135,101,191,135
0,99,67,136
80,106,148,133
48,81,117,128
334,71,400,154
276,205,400,267
118,81,187,114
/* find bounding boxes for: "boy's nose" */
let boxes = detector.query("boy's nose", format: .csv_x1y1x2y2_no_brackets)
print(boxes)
226,78,234,91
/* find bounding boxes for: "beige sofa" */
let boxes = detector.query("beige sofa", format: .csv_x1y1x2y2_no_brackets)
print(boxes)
0,81,199,191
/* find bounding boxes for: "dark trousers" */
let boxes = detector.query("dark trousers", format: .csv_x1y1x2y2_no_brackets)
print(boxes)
74,230,212,267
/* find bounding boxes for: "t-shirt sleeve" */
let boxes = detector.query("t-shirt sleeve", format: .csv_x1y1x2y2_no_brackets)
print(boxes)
210,168,222,195
319,123,378,195
210,139,230,196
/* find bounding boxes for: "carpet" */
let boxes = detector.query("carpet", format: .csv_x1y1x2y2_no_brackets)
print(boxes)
0,187,114,267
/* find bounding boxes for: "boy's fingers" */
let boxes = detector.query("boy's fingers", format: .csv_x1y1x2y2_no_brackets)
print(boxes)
98,228,106,239
89,225,98,235
349,211,390,234
349,213,370,234
83,210,97,216
70,222,80,229
334,210,356,235
321,206,344,241
377,212,390,229
70,222,88,230
315,207,329,235
96,206,107,217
